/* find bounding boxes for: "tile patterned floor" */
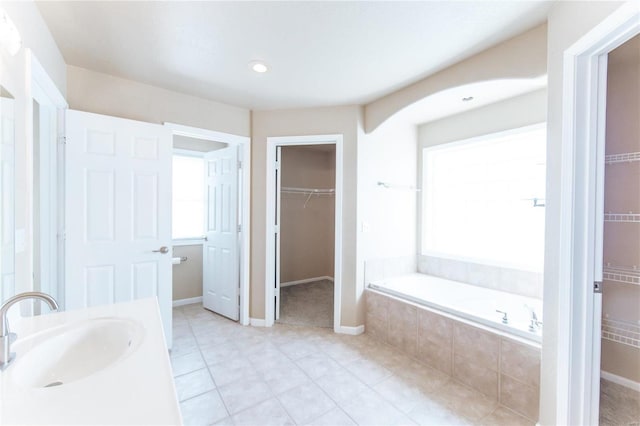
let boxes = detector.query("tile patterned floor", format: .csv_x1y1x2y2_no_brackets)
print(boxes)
171,304,534,426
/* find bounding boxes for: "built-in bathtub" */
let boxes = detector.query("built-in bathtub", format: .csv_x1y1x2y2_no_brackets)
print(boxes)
369,273,543,343
365,273,542,422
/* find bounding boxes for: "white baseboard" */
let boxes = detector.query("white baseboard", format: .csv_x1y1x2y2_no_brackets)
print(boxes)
250,317,267,327
335,325,365,335
172,296,202,307
280,276,334,287
601,370,640,392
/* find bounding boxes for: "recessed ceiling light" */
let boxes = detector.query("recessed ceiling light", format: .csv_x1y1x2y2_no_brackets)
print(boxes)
462,96,474,102
249,61,268,73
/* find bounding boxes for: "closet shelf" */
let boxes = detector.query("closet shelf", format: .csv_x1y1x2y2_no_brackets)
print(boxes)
604,213,640,223
603,266,640,286
602,318,640,349
605,151,640,164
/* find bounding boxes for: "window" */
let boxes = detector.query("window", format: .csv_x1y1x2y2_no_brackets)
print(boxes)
172,151,205,240
422,124,546,272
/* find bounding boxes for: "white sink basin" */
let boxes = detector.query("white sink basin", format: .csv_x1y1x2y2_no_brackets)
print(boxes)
10,317,144,388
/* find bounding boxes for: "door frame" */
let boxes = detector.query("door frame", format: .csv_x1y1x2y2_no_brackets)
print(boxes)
554,2,639,425
165,122,251,326
265,134,344,332
28,51,67,307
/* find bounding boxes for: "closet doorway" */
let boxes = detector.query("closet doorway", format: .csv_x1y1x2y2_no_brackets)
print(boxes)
265,135,343,331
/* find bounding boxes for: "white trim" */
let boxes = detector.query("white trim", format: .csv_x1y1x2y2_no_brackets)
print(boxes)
280,276,334,287
172,296,202,307
173,148,205,158
172,238,205,247
165,122,248,145
336,325,365,335
28,50,68,310
601,370,640,392
555,2,640,425
250,317,267,327
165,122,251,326
265,134,344,333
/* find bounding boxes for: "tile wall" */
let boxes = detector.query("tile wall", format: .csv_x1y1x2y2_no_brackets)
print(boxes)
365,289,541,422
418,255,543,299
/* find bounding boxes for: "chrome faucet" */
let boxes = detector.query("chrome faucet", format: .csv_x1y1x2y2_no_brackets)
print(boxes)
1,292,59,370
524,304,542,332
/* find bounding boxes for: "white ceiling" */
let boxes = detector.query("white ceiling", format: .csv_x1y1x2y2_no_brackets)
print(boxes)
36,1,551,111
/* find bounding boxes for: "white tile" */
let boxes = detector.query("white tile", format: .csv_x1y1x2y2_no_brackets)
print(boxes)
315,369,369,402
407,399,472,426
171,351,206,377
209,356,257,387
232,397,295,426
374,375,436,414
339,388,414,425
305,407,357,426
345,357,393,386
277,382,336,424
218,376,273,415
174,368,216,402
180,390,228,426
259,360,310,395
295,353,342,379
200,342,243,366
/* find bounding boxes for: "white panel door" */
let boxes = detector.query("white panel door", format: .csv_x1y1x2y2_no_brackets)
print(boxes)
65,110,172,346
203,146,239,320
0,97,15,302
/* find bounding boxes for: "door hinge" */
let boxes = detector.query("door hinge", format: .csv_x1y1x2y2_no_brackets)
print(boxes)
594,281,603,293
238,160,242,170
275,160,280,171
237,224,242,233
58,135,67,145
274,224,280,234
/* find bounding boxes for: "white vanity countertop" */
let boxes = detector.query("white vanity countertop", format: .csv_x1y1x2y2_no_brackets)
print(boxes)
0,298,181,425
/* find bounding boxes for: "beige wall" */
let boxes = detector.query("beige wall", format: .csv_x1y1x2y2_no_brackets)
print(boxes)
172,245,203,301
250,106,360,326
364,24,547,133
4,1,67,95
540,2,625,424
66,66,250,137
280,146,335,283
600,34,640,383
417,89,547,148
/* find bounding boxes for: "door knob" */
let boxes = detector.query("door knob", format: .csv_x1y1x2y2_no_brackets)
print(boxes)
153,246,169,254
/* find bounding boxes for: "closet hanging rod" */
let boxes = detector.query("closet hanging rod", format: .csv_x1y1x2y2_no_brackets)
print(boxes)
281,186,335,194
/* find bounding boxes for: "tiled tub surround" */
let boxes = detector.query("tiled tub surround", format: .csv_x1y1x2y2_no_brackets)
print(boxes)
365,289,541,422
418,255,543,299
369,273,542,343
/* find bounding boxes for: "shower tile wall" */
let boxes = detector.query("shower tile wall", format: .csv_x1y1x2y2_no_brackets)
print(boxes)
365,290,541,422
418,255,543,299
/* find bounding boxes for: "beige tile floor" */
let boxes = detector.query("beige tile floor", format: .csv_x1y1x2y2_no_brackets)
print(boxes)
171,304,534,426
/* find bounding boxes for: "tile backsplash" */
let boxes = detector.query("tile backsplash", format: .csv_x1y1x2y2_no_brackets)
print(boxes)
418,255,543,299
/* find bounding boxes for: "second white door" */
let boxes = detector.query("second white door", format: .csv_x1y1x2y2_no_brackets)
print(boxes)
203,146,240,320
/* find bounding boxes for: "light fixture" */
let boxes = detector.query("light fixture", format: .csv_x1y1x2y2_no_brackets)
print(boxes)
462,96,474,102
0,8,22,56
249,60,268,73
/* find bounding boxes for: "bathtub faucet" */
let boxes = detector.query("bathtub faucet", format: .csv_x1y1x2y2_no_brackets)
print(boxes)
495,310,509,324
524,304,542,332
